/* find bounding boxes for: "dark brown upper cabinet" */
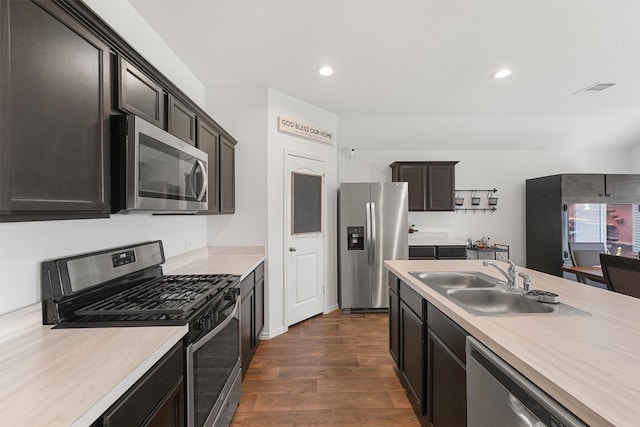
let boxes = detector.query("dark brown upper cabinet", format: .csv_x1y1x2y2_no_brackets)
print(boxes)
196,120,237,215
390,162,458,211
219,135,236,214
561,174,640,204
196,118,220,213
168,95,196,146
0,0,238,222
117,56,165,128
0,0,110,222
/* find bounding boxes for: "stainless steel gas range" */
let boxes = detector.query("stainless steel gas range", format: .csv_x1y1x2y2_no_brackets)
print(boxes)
41,240,241,427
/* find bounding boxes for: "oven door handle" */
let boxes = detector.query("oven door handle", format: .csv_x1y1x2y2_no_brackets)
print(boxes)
191,297,239,353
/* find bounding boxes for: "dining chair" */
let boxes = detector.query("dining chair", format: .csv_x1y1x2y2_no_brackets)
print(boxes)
600,254,640,299
568,242,606,285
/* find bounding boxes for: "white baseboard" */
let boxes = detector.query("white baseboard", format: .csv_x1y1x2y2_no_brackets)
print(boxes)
259,326,287,340
324,304,339,314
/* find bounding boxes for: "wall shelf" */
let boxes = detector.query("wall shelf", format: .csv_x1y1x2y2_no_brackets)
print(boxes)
454,188,499,212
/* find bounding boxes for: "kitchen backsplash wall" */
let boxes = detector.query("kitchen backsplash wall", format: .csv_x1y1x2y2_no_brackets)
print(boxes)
0,215,208,315
338,148,630,266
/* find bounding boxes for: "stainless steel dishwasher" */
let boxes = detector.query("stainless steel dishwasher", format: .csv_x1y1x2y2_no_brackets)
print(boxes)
466,337,587,427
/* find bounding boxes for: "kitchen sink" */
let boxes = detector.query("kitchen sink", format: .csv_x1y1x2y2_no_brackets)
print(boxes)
410,271,500,289
409,271,590,317
447,289,554,315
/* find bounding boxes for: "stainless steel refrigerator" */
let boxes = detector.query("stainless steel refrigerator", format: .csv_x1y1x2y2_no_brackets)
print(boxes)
338,182,408,312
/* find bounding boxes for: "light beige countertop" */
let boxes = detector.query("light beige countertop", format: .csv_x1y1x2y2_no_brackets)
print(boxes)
0,304,187,427
164,245,265,279
0,245,265,426
385,259,640,427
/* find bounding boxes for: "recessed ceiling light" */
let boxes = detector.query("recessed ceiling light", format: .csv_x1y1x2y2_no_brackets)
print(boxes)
491,69,512,79
318,66,334,76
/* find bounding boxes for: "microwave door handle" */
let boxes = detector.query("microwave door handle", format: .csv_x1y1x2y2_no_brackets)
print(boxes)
196,160,208,201
188,163,198,199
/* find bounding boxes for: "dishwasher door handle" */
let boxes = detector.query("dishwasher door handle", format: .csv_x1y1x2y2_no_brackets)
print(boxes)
506,393,542,427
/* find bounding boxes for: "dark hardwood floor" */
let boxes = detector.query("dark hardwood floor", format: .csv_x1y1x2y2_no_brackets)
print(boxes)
231,310,420,426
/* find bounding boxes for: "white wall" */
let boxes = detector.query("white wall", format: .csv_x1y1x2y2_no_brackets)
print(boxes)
204,86,269,246
629,144,640,173
0,1,209,315
338,149,630,266
83,0,206,108
267,89,338,337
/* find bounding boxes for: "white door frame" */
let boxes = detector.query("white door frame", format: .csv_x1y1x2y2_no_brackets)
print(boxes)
283,149,326,328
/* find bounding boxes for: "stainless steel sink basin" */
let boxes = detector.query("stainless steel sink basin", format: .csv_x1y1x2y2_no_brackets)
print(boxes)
410,271,500,289
409,271,591,317
446,289,554,315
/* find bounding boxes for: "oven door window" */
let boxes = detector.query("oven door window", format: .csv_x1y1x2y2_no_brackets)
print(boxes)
192,306,239,427
138,133,207,202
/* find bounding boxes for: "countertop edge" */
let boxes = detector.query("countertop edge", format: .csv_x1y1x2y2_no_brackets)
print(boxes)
71,325,188,427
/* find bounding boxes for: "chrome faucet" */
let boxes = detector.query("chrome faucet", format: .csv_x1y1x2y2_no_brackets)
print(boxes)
518,272,532,292
483,258,519,292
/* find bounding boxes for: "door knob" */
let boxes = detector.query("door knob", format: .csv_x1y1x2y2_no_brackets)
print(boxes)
289,247,297,252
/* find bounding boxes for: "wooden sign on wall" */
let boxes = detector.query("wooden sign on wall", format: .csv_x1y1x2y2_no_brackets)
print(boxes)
277,116,333,144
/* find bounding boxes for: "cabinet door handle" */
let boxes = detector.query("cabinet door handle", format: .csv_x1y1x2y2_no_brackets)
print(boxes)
289,247,297,252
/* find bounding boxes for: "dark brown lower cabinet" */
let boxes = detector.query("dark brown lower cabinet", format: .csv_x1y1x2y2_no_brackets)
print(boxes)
426,303,469,427
390,278,427,422
240,262,265,376
388,276,400,365
400,300,425,409
240,271,255,374
388,272,470,427
97,342,184,427
143,379,185,427
254,263,265,345
427,329,466,427
409,245,467,260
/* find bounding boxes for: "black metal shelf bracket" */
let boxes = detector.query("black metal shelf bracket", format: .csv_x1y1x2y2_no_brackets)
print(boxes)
455,207,497,213
455,188,498,193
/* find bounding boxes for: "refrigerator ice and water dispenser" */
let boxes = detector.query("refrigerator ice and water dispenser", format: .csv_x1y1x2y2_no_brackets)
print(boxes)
347,226,365,250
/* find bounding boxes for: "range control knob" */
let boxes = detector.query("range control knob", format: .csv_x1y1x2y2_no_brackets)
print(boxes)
195,311,212,330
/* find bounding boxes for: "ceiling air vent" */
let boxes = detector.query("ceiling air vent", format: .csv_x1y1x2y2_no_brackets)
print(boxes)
572,82,616,95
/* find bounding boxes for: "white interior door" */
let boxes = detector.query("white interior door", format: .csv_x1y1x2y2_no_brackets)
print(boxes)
285,153,325,326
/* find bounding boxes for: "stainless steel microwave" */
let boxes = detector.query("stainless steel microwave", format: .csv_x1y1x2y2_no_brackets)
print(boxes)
111,114,208,213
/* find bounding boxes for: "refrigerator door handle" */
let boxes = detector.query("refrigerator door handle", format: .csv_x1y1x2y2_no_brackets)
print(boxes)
370,202,377,268
366,202,372,268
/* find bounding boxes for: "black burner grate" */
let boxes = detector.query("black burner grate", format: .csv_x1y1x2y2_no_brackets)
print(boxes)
74,274,234,317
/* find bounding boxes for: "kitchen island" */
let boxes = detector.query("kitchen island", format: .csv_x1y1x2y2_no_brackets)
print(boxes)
385,259,640,427
0,245,264,426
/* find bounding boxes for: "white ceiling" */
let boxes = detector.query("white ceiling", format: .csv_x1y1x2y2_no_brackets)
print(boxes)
128,0,640,151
